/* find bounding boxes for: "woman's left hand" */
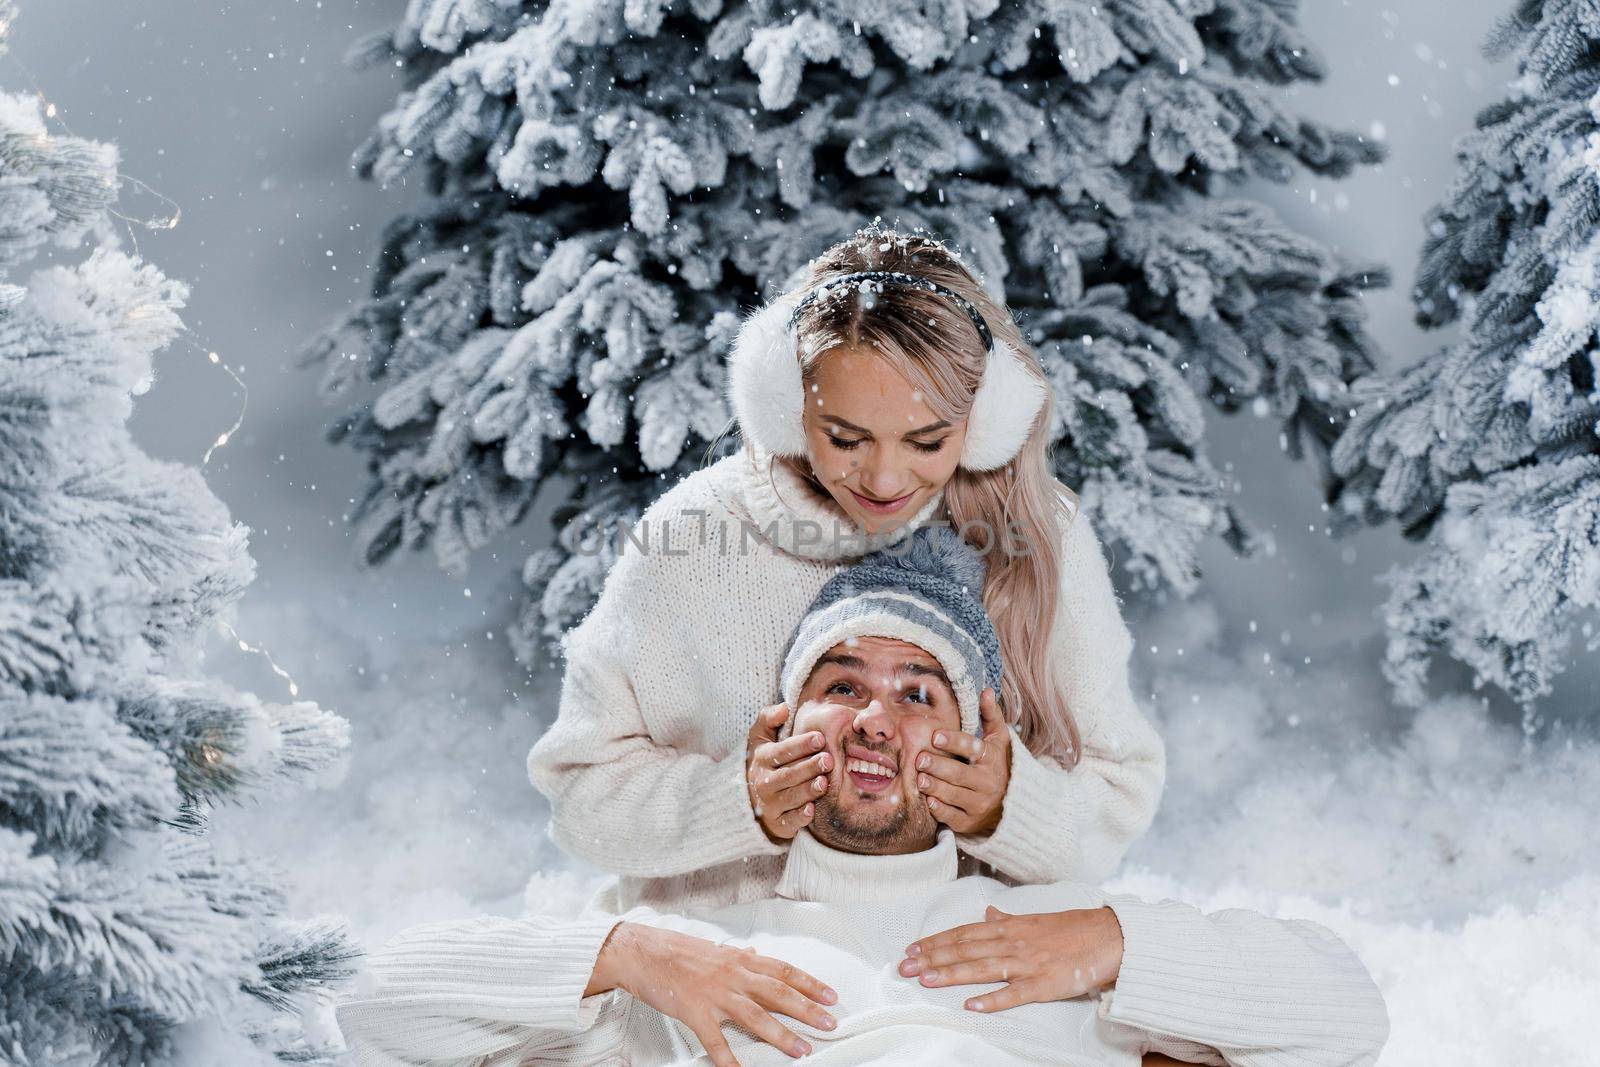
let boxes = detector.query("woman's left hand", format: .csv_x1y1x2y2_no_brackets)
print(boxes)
898,905,1124,1012
916,687,1010,835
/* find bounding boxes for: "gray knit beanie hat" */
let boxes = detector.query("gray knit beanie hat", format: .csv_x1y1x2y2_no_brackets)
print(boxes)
778,524,1002,737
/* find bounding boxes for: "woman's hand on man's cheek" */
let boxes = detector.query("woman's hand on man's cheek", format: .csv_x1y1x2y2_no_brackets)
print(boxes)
917,688,1010,834
745,701,831,842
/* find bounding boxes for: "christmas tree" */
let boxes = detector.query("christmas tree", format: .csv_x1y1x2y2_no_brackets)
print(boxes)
1329,0,1600,709
0,7,358,1062
303,0,1388,661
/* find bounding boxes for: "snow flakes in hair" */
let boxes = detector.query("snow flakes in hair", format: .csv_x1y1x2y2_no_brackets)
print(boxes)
726,283,1046,471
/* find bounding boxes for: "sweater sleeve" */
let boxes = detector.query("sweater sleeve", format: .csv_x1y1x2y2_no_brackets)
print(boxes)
526,545,787,878
957,504,1167,884
333,911,633,1066
1097,896,1391,1067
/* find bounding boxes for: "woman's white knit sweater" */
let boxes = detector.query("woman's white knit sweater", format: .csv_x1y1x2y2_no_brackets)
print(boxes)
335,829,1391,1066
526,445,1167,913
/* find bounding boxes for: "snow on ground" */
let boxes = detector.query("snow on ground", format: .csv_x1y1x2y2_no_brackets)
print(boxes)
1114,598,1599,1064
206,596,603,1054
218,594,1598,1064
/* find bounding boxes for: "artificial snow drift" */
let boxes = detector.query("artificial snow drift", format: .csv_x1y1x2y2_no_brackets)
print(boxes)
223,595,1596,1065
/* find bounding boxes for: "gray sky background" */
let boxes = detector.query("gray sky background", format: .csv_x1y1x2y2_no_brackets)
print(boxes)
8,0,1595,718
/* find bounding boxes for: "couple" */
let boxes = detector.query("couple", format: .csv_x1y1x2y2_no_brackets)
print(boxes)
334,229,1389,1065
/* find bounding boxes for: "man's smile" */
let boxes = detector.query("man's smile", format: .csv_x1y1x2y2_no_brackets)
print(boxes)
845,744,898,794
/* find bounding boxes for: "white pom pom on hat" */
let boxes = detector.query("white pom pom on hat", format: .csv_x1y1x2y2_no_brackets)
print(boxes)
725,285,1047,472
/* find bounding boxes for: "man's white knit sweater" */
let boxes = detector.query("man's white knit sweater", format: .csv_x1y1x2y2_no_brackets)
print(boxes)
335,829,1389,1066
527,446,1167,913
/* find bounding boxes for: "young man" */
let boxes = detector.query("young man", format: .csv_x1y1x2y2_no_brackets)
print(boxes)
336,529,1388,1067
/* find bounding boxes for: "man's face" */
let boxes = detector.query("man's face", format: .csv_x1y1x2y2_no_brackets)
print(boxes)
792,636,963,856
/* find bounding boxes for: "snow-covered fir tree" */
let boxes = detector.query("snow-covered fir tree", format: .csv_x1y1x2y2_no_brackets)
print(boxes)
304,0,1389,659
0,7,358,1062
1329,0,1600,709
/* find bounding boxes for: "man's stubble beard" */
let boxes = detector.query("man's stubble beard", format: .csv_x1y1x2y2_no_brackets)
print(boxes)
811,775,937,856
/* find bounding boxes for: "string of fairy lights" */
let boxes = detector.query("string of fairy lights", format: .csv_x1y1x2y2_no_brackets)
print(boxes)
6,46,304,702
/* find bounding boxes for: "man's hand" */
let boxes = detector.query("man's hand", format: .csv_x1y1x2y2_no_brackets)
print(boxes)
917,688,1010,835
898,905,1124,1012
590,922,839,1067
746,701,831,842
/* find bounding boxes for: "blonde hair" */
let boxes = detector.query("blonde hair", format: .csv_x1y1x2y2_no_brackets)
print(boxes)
772,226,1081,764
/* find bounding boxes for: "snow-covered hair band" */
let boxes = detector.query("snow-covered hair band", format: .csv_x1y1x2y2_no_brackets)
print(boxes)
726,271,1048,472
787,271,996,352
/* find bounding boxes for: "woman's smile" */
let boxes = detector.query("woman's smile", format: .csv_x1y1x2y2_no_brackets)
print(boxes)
847,486,917,514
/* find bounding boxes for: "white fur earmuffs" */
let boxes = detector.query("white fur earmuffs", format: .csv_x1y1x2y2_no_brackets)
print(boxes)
725,276,1048,472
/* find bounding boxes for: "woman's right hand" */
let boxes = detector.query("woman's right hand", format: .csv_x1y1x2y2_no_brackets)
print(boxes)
745,702,832,842
590,921,839,1067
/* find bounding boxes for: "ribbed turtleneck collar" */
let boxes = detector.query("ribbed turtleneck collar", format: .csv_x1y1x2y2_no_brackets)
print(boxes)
774,828,958,904
733,445,946,562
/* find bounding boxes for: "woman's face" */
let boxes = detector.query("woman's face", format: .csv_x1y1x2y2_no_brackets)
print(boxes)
800,346,967,534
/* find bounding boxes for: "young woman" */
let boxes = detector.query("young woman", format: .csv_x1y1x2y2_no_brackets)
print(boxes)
527,228,1165,913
